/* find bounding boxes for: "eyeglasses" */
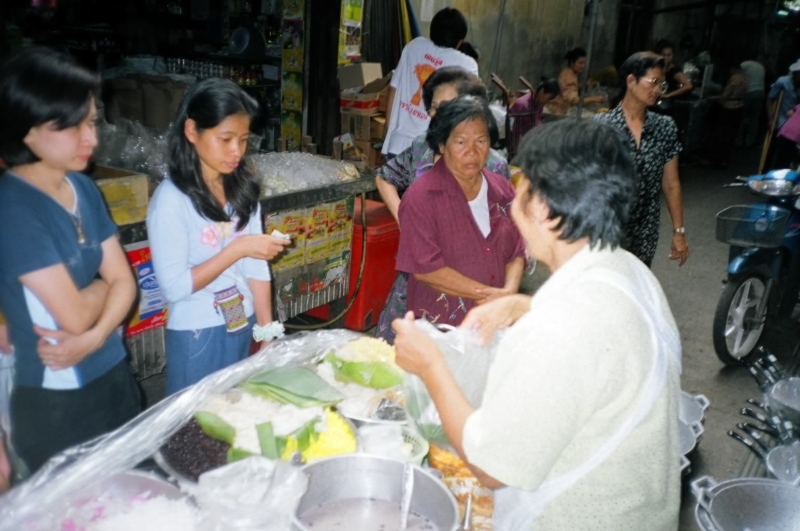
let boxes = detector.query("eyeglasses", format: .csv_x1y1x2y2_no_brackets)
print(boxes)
643,77,669,93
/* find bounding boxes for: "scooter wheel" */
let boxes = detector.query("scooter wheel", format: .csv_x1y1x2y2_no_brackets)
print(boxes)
712,273,769,365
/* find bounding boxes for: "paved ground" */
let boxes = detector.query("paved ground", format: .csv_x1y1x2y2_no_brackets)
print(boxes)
139,145,799,529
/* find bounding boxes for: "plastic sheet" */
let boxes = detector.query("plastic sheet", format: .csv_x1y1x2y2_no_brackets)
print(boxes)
94,119,170,184
191,457,308,531
248,152,360,197
0,329,363,531
403,321,502,448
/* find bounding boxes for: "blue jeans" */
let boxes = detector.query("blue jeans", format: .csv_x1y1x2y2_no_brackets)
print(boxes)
165,315,254,395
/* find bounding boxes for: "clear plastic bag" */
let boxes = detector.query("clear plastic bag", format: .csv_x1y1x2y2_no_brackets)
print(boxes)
0,329,363,531
248,152,360,197
192,457,308,531
403,321,502,448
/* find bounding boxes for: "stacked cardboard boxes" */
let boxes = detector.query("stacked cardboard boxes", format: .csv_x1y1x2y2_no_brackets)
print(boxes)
338,63,392,169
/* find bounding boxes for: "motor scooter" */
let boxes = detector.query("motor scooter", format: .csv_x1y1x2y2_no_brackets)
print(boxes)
713,169,800,365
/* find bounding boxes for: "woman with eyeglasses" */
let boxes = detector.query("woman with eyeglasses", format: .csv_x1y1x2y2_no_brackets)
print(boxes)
595,51,689,268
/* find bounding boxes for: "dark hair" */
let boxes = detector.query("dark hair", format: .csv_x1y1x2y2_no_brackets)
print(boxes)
458,42,480,62
536,77,561,97
654,39,675,55
0,47,100,167
619,51,666,92
565,47,587,66
421,67,487,113
168,78,260,231
511,119,636,249
426,95,499,155
430,8,468,48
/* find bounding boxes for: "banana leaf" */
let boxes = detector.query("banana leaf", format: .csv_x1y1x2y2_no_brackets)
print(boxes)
227,447,258,463
241,366,344,407
324,353,403,389
195,411,236,445
256,421,282,459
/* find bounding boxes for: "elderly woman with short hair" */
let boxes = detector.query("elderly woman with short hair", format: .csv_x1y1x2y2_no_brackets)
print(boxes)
393,119,682,530
394,96,525,327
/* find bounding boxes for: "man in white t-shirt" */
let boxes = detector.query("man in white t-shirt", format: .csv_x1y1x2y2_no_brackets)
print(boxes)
382,8,479,156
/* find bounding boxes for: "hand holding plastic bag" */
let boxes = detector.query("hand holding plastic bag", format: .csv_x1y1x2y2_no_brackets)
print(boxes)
402,320,502,448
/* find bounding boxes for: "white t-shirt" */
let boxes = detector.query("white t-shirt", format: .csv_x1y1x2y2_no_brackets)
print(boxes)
462,246,681,531
468,176,490,237
741,60,766,93
382,37,479,155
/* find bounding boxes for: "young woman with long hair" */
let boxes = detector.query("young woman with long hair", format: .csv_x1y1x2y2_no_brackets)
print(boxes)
147,78,289,395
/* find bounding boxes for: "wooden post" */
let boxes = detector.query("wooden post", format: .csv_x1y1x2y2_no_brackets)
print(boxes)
760,92,784,174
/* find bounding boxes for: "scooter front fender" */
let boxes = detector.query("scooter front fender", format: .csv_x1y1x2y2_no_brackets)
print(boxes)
727,246,782,280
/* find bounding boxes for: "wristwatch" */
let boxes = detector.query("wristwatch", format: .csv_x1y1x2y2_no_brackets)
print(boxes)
673,227,686,234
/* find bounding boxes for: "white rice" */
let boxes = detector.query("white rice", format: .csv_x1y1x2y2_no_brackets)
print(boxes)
87,496,199,531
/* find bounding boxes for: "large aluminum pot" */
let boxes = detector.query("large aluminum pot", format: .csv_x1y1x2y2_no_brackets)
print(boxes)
293,454,460,531
692,475,800,531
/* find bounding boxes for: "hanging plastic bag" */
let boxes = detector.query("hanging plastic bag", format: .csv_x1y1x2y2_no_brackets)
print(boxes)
191,456,307,531
403,321,502,448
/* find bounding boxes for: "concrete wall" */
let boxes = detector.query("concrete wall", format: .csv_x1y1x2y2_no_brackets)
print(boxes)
410,0,618,92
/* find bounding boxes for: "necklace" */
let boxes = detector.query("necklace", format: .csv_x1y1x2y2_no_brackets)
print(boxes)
66,178,86,245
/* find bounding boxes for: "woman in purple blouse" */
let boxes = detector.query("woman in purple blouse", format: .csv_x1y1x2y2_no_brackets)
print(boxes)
394,96,526,327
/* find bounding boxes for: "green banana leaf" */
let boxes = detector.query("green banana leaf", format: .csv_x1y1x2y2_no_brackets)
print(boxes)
256,421,281,459
324,352,403,389
240,366,344,408
227,447,258,463
291,417,320,452
195,411,236,445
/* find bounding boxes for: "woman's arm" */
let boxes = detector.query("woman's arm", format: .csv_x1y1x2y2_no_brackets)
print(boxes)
392,313,505,489
462,294,532,344
414,267,493,300
248,279,274,349
662,156,689,266
20,266,109,335
376,176,402,223
36,236,137,369
663,71,693,99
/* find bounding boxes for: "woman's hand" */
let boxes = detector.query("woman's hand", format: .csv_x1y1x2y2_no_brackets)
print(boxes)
34,325,103,370
474,286,513,305
233,234,291,261
392,312,445,379
462,294,530,345
670,233,689,266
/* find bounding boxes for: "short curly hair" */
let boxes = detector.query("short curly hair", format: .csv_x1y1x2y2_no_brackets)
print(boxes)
512,119,637,250
421,67,487,113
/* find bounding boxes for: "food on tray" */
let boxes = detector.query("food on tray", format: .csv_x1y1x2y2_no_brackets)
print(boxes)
86,496,200,531
160,419,230,481
324,337,403,389
238,366,344,408
316,362,405,422
429,444,494,531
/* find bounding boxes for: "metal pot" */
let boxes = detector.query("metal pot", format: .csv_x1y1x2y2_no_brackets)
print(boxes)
766,377,800,426
692,475,800,531
680,392,710,425
293,454,460,531
680,420,704,457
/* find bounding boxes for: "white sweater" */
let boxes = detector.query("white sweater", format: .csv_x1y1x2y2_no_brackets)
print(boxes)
463,246,681,531
146,179,271,330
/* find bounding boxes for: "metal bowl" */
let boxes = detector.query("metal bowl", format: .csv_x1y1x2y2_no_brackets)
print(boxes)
692,475,800,531
680,420,705,456
293,454,459,531
680,392,710,425
766,377,800,426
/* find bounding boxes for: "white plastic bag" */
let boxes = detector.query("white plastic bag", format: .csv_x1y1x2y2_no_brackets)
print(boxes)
192,457,307,531
403,321,502,447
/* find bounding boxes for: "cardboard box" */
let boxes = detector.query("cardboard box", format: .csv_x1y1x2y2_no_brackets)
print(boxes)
339,69,392,116
338,63,383,91
370,114,387,140
341,111,372,140
355,140,385,169
92,164,150,226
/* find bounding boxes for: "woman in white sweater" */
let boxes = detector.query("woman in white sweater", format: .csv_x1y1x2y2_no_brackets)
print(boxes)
147,79,290,394
393,119,682,530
